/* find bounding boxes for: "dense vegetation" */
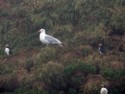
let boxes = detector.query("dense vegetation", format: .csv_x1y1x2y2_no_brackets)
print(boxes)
0,0,125,94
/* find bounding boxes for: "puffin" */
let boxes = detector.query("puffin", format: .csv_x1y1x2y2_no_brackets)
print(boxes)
100,84,108,94
5,44,12,56
98,43,105,54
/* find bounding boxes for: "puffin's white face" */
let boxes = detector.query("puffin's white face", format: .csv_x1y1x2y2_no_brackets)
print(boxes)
39,29,45,33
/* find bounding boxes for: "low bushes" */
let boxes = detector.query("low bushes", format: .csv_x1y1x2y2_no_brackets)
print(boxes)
64,61,96,76
102,68,125,80
14,88,48,94
35,62,64,90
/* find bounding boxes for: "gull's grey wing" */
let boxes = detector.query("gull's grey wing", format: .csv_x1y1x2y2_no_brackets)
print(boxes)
45,35,61,44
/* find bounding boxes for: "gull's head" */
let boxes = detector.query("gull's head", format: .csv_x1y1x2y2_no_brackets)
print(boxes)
38,29,45,33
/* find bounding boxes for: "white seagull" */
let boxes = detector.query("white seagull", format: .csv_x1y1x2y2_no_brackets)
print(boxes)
38,29,62,46
5,44,12,56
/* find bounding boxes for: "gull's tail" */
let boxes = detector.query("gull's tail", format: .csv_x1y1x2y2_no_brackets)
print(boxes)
59,44,63,47
58,43,63,47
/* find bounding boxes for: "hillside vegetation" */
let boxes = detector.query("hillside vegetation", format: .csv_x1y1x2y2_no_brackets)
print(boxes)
0,0,125,94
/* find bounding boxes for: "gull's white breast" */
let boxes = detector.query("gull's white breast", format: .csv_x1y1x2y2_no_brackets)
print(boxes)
39,33,49,44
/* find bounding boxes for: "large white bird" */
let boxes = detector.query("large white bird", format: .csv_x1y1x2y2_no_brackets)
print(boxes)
38,29,62,46
5,44,12,56
100,85,108,94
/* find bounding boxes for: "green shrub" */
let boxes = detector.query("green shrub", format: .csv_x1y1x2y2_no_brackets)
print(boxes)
110,77,125,94
69,88,77,94
64,60,96,76
0,10,9,17
0,64,14,75
102,68,125,80
80,48,91,57
14,88,48,94
63,60,96,91
38,47,59,63
25,59,34,72
35,62,64,90
84,86,100,94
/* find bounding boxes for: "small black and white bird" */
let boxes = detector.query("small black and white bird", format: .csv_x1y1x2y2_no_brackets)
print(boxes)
38,28,63,46
5,44,12,56
100,84,108,94
98,43,105,54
